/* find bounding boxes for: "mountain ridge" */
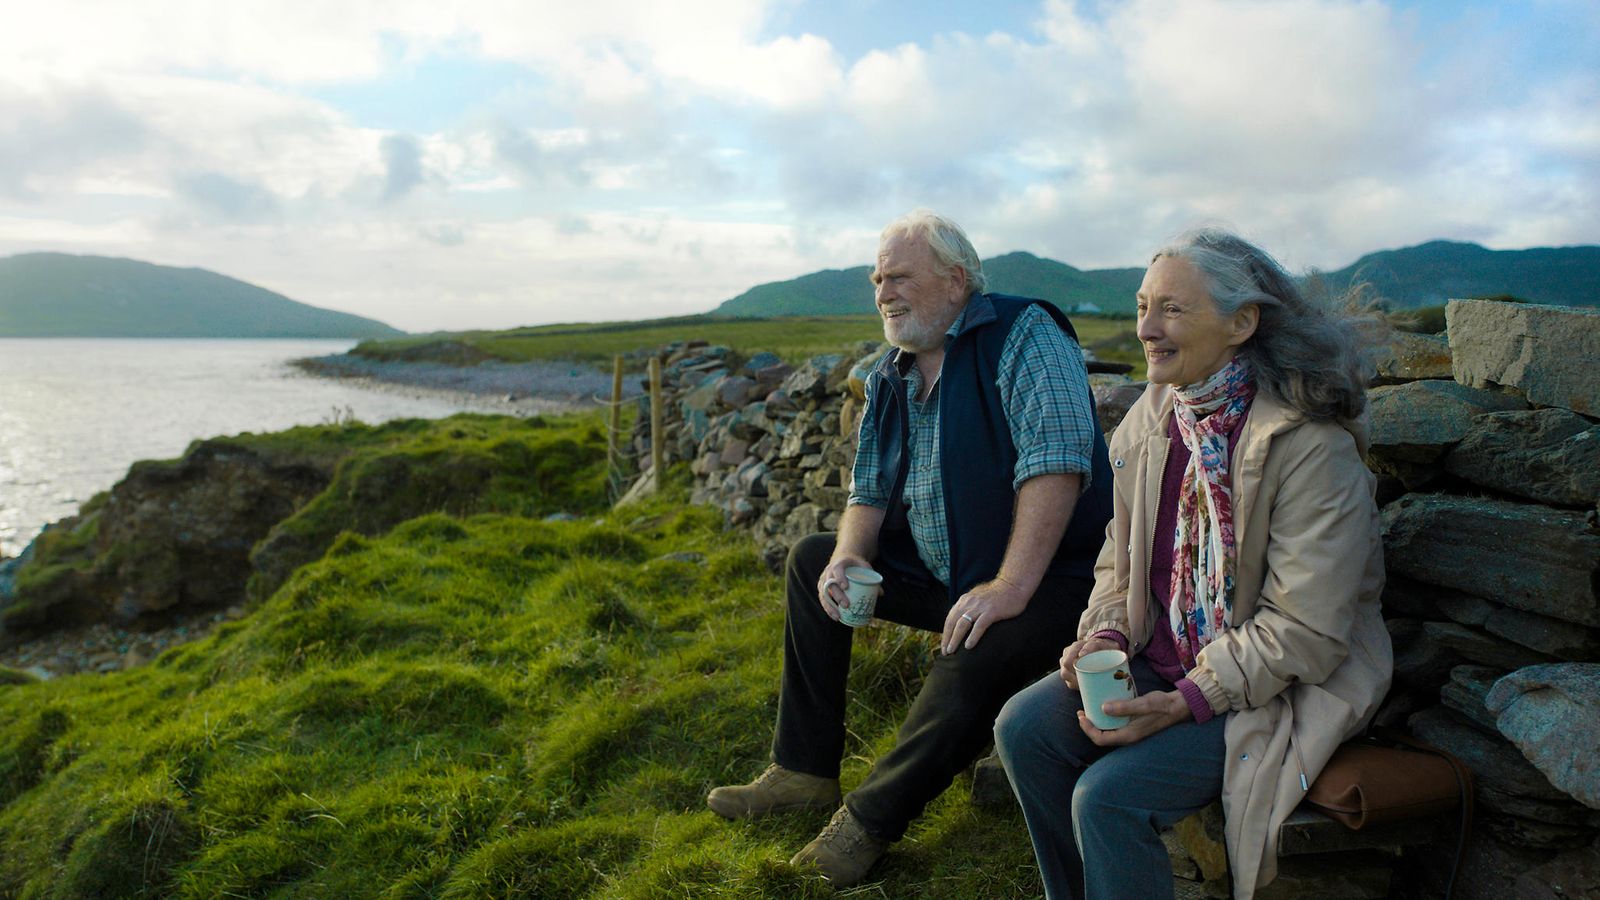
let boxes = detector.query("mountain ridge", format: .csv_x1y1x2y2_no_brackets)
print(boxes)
713,240,1600,317
0,252,403,338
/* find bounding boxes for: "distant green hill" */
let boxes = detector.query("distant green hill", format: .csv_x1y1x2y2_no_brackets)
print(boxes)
0,253,404,338
1321,241,1600,308
712,251,1144,317
713,241,1600,317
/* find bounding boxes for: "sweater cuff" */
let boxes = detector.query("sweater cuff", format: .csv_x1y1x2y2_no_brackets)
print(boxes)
1184,667,1232,717
1176,678,1215,725
1090,630,1129,653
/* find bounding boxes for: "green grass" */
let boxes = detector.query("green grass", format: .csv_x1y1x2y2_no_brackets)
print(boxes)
354,313,1142,375
0,417,1045,898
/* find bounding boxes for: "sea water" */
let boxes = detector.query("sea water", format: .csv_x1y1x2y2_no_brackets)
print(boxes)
0,339,524,557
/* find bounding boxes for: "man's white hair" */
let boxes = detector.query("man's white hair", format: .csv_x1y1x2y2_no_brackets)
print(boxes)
880,208,986,295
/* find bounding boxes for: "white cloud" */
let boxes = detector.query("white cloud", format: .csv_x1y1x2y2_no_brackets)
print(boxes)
0,0,1594,331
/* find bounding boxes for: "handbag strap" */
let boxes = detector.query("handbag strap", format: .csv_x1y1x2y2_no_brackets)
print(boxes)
1370,727,1475,900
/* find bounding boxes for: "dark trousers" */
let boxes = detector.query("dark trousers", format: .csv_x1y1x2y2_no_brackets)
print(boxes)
773,532,1091,841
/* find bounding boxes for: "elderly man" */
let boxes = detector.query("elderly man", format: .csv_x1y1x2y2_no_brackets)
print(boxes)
707,209,1113,886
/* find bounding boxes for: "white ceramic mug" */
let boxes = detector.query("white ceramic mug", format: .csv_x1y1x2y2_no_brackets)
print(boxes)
1074,648,1138,730
837,566,883,627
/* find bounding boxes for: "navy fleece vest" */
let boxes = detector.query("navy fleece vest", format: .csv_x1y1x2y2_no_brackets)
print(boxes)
866,293,1114,602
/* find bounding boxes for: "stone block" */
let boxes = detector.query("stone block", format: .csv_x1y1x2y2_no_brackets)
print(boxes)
847,344,889,402
736,460,770,498
1480,812,1596,851
1479,785,1600,825
1487,663,1600,810
805,486,849,511
1443,408,1600,508
968,753,1013,810
1483,605,1600,661
740,351,782,375
780,504,823,544
1423,621,1555,671
777,429,822,460
1448,298,1600,417
780,353,846,400
1162,829,1202,881
1366,381,1524,487
764,389,797,414
1382,494,1600,627
750,362,793,392
760,539,788,574
1093,381,1148,435
714,375,757,410
1408,706,1568,802
1440,665,1503,733
803,467,840,490
1389,618,1457,690
1371,331,1453,384
1436,594,1495,627
1173,803,1229,883
717,439,750,468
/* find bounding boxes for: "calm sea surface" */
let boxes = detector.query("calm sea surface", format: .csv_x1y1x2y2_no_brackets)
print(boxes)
0,339,521,557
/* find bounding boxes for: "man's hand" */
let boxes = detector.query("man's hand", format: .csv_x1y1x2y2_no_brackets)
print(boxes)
940,577,1030,655
1058,637,1118,689
816,554,872,622
1077,690,1192,746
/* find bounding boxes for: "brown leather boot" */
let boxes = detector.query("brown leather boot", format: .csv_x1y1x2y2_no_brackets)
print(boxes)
789,805,890,887
706,764,841,820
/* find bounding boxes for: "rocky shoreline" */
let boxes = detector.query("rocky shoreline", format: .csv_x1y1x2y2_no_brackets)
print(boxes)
291,353,638,414
0,605,244,679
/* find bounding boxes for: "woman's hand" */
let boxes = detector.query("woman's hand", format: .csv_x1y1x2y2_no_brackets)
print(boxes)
1077,690,1193,746
1058,637,1117,689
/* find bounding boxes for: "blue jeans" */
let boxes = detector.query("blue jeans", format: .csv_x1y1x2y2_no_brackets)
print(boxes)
994,657,1228,900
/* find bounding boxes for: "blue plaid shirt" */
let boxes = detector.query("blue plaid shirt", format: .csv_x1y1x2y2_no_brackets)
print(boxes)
848,303,1098,586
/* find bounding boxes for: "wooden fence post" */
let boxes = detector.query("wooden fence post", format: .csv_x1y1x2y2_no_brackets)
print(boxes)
607,355,624,498
648,356,664,490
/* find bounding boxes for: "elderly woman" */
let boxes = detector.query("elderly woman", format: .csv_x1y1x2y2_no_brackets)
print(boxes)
994,228,1392,900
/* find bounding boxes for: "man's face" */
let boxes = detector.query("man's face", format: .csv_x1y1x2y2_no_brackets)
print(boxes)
871,234,968,354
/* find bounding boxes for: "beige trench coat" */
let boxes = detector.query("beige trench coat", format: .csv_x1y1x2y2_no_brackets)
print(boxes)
1079,384,1392,897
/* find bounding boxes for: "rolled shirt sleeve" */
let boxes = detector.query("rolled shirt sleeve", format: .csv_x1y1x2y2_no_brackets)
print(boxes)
997,304,1097,491
847,366,890,509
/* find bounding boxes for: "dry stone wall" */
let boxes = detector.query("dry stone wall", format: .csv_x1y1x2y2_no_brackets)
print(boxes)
1368,299,1600,899
629,300,1600,899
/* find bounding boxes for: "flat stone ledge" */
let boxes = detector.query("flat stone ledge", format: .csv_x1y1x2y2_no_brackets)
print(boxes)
1448,299,1600,417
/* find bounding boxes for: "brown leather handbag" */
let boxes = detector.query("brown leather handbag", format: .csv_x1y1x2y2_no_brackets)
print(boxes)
1306,729,1475,898
1307,732,1474,828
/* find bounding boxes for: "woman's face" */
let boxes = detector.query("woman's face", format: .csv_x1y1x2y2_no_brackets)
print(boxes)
1135,256,1256,387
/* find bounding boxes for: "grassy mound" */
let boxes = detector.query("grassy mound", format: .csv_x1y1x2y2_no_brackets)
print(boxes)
0,452,1042,896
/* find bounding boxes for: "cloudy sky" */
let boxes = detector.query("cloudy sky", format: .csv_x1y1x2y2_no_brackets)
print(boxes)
2,0,1595,332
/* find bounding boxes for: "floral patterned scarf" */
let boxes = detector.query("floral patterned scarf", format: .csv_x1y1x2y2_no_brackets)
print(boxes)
1169,355,1256,669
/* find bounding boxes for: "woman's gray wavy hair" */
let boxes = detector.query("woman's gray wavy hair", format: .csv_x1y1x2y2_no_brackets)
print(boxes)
881,208,987,296
1153,228,1372,423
